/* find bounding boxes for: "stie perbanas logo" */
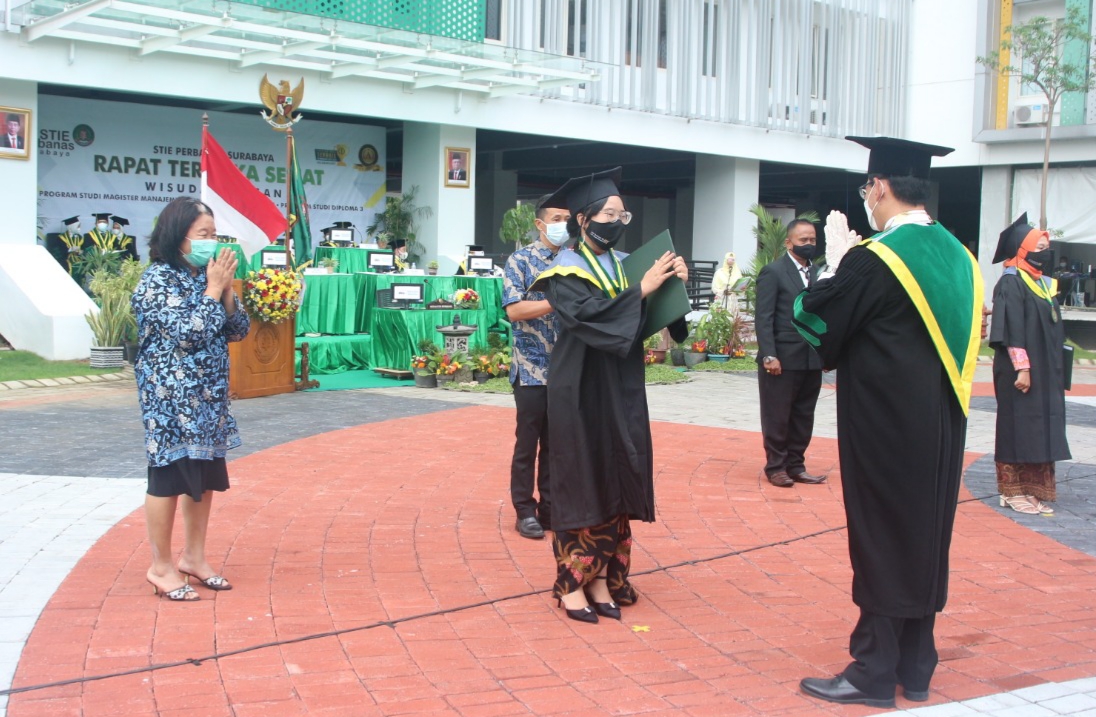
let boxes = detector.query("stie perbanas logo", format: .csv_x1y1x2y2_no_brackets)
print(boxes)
73,124,95,147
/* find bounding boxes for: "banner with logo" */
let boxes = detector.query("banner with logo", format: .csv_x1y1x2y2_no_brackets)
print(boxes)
37,95,387,256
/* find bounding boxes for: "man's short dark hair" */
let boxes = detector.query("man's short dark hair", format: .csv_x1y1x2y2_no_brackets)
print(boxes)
535,194,555,221
876,174,931,206
785,218,816,238
6,114,20,125
148,197,214,272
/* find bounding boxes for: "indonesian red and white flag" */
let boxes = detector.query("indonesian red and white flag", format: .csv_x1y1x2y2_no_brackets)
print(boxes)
200,126,284,258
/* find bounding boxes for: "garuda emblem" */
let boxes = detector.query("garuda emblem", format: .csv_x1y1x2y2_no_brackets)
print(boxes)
259,74,305,130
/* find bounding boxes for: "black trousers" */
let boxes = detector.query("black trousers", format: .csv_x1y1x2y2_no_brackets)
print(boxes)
511,382,551,526
757,367,822,476
842,609,938,699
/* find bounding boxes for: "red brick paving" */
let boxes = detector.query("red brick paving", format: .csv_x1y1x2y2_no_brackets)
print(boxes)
9,405,1096,716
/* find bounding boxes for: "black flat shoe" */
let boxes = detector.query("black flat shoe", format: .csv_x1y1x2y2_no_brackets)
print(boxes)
799,676,895,708
557,598,598,624
902,685,929,702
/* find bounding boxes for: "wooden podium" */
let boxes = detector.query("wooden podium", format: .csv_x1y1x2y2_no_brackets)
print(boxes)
227,279,297,399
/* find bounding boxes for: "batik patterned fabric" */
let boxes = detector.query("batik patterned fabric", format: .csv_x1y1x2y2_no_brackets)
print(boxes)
996,461,1056,502
503,242,559,386
132,263,250,467
552,515,638,604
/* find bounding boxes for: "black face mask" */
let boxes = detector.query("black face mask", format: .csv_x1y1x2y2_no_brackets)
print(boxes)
585,219,626,250
791,244,816,261
1026,249,1052,269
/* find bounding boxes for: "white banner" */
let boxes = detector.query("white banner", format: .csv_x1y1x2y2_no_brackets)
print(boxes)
1012,167,1096,245
37,96,387,256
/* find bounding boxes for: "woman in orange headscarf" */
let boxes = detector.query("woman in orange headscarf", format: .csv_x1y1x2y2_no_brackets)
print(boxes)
988,213,1071,515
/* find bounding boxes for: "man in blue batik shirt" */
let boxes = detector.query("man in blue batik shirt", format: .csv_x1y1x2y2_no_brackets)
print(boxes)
502,194,571,539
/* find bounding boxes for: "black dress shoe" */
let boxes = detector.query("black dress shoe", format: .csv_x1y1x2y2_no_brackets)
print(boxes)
790,471,828,484
799,676,895,708
767,471,794,487
557,599,598,624
515,517,544,539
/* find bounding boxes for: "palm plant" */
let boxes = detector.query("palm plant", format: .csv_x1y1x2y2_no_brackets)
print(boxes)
743,204,820,307
366,185,434,264
499,203,537,250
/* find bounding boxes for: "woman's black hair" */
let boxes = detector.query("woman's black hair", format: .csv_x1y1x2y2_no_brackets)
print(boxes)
566,197,609,240
148,197,214,271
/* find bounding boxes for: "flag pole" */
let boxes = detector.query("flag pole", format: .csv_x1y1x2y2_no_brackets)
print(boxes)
285,126,293,270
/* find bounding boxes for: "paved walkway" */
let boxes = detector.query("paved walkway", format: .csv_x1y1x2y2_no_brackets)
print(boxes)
1,367,1095,716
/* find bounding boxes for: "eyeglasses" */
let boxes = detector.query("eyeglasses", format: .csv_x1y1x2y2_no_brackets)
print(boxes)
857,179,875,200
594,209,633,225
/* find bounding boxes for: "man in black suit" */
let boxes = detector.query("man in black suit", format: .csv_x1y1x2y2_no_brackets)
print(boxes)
2,114,24,149
755,219,826,487
448,155,467,181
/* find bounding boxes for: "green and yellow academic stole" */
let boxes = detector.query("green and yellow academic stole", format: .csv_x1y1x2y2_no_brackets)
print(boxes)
577,242,627,298
1019,270,1060,323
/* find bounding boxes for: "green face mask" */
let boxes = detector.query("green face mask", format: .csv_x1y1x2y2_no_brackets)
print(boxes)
185,239,219,268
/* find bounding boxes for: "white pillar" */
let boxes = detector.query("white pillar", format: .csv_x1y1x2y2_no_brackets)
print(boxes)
401,122,476,273
979,166,1013,289
692,155,760,266
0,78,38,246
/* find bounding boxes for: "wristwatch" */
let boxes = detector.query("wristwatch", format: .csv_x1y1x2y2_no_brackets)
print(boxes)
762,356,777,364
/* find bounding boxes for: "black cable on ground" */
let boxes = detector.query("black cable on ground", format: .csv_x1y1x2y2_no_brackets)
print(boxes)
0,488,1043,699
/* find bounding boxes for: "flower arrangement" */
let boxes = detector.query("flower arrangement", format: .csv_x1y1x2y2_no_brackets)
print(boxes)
644,350,659,365
690,338,708,354
492,347,511,376
244,268,303,324
437,351,468,376
453,288,480,310
410,354,438,374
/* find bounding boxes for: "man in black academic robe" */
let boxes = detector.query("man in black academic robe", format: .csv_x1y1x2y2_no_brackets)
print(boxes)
793,137,982,709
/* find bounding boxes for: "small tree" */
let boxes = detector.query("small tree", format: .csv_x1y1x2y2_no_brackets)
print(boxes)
743,205,820,309
978,7,1096,229
499,203,537,250
366,185,434,264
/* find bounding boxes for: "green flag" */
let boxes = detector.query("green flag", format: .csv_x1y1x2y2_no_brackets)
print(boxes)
288,136,312,266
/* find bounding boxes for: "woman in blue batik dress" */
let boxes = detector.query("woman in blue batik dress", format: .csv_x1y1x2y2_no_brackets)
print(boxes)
132,197,249,601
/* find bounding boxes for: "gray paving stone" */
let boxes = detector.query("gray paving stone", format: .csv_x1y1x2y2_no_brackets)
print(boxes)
1014,683,1083,703
1039,694,1096,714
906,702,981,716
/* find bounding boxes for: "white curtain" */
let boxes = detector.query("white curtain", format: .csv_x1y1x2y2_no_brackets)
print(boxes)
1012,167,1096,244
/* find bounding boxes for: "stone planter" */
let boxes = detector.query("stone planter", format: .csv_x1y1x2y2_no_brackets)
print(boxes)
473,370,491,384
413,372,437,388
453,367,474,384
90,346,125,369
683,351,708,368
670,348,685,366
436,374,454,386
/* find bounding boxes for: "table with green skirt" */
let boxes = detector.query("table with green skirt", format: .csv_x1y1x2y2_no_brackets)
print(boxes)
313,246,376,274
290,273,506,373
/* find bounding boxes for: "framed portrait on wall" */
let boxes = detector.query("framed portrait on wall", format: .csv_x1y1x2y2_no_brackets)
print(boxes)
0,106,31,161
444,147,470,188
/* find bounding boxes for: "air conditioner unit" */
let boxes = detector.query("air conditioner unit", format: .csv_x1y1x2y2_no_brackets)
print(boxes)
1013,102,1047,126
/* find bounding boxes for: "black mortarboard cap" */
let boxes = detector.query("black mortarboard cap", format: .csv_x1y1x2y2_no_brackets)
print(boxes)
390,238,407,249
993,213,1033,264
536,192,567,212
62,216,79,226
111,216,129,226
845,136,954,180
542,167,623,215
92,212,112,221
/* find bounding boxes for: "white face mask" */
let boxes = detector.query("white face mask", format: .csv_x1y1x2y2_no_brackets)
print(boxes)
543,221,570,247
863,188,881,232
66,224,80,233
96,222,109,232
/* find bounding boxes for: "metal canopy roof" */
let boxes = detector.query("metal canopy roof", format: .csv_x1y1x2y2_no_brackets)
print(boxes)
13,0,603,98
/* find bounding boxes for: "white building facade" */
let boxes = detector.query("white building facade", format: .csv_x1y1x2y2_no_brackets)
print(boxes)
1,0,1095,306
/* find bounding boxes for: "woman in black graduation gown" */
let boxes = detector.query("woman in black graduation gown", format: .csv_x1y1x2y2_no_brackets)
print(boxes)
989,214,1071,515
531,168,688,624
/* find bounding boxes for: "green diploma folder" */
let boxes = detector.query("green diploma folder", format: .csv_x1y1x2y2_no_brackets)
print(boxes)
621,229,692,338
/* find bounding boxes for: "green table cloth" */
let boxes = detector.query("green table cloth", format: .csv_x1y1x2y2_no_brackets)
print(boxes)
248,246,292,273
314,247,375,274
351,274,505,334
295,335,372,374
297,273,361,336
371,308,495,370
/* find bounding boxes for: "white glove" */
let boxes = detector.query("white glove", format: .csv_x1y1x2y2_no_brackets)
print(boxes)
823,210,862,273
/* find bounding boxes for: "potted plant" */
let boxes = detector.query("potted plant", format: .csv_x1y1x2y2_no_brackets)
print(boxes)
436,351,470,385
85,288,132,368
365,185,434,265
669,337,685,366
643,333,667,364
499,202,538,250
683,325,708,368
319,257,339,274
88,258,146,363
427,260,439,276
699,306,735,361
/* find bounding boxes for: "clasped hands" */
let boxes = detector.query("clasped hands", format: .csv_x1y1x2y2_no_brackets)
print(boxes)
641,251,688,298
823,211,862,274
204,248,239,301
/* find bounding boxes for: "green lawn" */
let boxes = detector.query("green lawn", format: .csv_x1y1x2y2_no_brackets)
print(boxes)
0,350,118,382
